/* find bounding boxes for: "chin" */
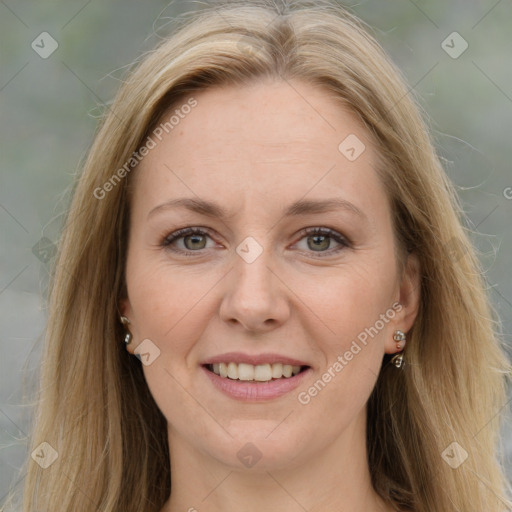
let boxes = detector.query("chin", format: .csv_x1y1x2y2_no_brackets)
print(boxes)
206,426,314,472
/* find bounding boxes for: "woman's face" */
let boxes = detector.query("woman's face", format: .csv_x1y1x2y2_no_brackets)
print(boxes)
121,78,419,472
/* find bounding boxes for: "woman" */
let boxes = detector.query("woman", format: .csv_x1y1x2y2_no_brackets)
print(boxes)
15,0,511,510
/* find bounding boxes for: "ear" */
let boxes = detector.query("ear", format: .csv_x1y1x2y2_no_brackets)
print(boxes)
385,252,421,354
119,296,131,319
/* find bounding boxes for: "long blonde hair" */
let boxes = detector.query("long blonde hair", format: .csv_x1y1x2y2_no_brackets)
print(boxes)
11,1,511,510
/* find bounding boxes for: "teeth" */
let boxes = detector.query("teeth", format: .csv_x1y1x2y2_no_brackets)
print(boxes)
227,362,238,379
254,364,272,381
272,363,283,378
238,363,255,381
209,362,303,381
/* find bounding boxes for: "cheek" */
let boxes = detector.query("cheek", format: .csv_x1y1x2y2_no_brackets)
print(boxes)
125,254,223,353
294,256,397,405
125,258,220,426
300,256,398,349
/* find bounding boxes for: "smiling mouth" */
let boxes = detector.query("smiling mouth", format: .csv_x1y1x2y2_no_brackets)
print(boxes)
204,362,309,382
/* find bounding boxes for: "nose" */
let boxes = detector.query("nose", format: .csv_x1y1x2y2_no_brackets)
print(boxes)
219,246,291,333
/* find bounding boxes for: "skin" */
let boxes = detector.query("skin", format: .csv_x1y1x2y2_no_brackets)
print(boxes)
121,78,420,512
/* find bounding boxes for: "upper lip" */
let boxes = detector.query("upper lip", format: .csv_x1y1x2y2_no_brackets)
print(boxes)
201,352,310,367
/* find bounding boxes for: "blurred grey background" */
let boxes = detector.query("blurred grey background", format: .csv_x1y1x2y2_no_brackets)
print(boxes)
1,0,511,502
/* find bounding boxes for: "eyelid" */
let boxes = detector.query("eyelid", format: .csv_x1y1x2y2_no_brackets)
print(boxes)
162,227,216,251
162,226,211,244
292,226,351,257
296,226,350,243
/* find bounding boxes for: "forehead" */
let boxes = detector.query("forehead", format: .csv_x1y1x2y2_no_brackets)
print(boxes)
132,79,387,220
154,79,368,159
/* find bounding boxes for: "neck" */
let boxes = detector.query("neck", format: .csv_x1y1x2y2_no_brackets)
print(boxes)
161,410,391,512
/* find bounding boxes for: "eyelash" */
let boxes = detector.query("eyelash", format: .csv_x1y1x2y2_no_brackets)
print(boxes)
161,226,350,258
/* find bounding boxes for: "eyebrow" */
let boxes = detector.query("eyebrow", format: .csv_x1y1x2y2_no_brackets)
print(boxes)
147,197,366,221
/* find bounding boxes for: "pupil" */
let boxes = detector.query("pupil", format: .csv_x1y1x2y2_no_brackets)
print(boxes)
185,234,205,250
308,235,329,251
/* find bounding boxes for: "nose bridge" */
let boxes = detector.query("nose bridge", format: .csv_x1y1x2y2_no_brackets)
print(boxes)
219,235,289,330
232,236,276,303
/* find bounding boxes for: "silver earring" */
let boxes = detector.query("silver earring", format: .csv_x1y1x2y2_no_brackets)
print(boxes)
120,316,132,345
124,332,132,345
390,352,404,368
393,330,406,342
391,330,406,369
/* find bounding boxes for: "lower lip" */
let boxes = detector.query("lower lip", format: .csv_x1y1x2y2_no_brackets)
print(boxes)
201,366,311,401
